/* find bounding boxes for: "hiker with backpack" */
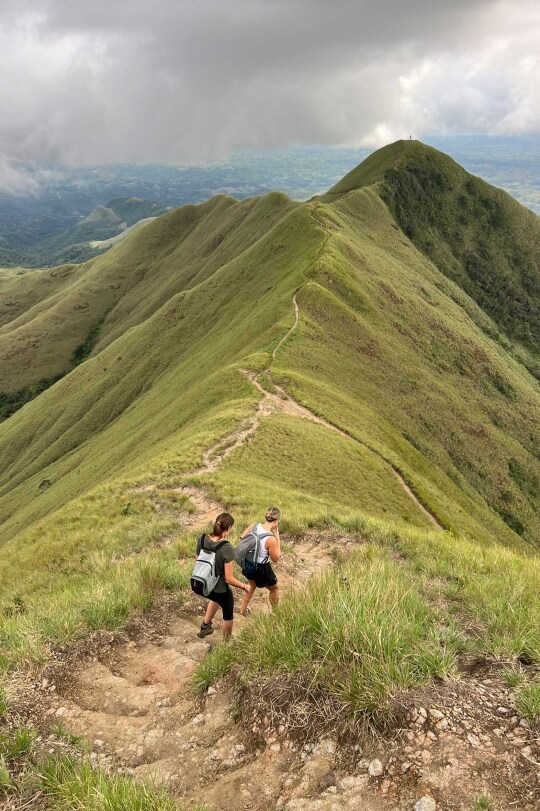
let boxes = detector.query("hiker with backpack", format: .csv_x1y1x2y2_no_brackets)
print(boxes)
237,507,282,616
191,513,250,639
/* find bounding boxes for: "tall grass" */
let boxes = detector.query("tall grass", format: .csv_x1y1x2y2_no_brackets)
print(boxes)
0,549,191,670
0,738,201,810
198,545,455,727
387,527,540,662
515,679,540,723
36,755,195,811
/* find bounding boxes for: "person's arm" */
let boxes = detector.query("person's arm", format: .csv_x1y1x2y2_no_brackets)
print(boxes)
266,535,281,563
241,523,255,539
224,561,249,591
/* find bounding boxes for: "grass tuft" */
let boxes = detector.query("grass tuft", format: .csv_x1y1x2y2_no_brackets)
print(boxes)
0,726,35,759
198,545,456,730
194,643,236,694
0,685,7,716
515,679,540,724
472,796,493,811
0,755,11,795
501,665,526,688
36,755,196,810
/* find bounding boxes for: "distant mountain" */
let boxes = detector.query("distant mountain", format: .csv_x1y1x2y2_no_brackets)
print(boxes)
0,140,539,555
1,138,539,269
0,196,170,267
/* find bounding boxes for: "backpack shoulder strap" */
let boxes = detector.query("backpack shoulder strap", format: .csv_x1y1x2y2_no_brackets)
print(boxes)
196,533,205,555
202,538,228,553
258,531,274,540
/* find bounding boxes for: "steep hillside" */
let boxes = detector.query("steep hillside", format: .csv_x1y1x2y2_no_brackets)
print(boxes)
0,192,294,396
329,140,540,366
1,140,540,811
0,142,539,552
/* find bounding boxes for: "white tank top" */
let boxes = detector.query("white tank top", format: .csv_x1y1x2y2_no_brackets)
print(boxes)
254,522,272,563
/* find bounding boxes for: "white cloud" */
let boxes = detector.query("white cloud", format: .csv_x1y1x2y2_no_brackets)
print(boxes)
0,0,538,189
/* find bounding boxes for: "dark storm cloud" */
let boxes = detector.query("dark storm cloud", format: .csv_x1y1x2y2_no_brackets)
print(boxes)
0,0,538,190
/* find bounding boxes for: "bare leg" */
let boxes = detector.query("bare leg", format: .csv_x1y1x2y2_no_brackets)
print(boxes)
268,584,279,608
222,619,233,639
240,582,256,614
204,600,220,625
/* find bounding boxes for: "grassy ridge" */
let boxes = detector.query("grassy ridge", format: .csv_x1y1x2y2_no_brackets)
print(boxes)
0,203,320,543
0,139,539,695
0,192,295,393
272,190,540,544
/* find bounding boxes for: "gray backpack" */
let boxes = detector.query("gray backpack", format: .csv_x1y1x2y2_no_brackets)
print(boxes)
191,536,227,597
234,527,273,578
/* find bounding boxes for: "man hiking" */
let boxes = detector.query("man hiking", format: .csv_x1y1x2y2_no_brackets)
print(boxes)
238,507,282,616
192,512,250,639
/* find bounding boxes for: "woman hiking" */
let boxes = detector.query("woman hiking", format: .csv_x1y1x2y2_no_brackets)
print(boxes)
195,513,250,639
239,507,282,616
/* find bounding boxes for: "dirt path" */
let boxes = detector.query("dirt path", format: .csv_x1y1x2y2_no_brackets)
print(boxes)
41,511,336,810
272,292,300,362
38,522,540,811
176,279,441,531
242,291,443,531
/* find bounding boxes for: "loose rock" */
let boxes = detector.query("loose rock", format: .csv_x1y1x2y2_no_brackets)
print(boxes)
368,758,384,777
414,796,437,811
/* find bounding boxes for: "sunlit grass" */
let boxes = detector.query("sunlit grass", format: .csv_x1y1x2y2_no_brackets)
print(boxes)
515,679,540,723
197,545,455,725
36,755,199,811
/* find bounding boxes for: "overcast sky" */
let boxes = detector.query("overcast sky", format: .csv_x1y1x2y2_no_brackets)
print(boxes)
0,0,539,191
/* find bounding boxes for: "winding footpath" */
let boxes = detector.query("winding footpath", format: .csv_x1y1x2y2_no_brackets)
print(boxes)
184,285,441,529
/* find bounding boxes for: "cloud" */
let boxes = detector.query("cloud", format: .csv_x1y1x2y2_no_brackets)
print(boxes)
0,157,42,195
0,0,538,188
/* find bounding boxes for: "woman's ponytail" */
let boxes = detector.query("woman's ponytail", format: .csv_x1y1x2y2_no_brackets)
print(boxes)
212,512,234,537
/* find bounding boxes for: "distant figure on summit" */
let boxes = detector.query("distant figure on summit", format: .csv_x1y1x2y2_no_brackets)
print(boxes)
238,507,282,616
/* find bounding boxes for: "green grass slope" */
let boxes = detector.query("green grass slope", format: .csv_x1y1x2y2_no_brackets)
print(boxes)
0,141,539,673
0,192,294,395
330,140,540,364
270,189,540,545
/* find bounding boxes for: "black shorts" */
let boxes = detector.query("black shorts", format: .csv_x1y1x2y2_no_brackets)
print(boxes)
205,587,234,621
248,562,278,589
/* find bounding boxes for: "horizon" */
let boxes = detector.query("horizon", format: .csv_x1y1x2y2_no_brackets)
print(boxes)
1,0,539,193
2,135,539,219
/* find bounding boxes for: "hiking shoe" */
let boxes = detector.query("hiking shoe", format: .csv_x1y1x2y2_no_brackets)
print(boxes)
197,622,214,638
240,608,252,617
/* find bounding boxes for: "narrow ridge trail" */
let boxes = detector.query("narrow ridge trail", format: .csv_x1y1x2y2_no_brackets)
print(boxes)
178,197,441,531
180,288,441,530
243,292,443,531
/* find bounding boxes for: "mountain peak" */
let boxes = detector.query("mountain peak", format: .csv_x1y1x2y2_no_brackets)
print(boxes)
327,139,461,195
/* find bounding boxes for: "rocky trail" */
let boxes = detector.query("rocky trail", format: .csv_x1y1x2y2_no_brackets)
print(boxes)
6,481,539,810
26,545,540,811
22,485,540,811
30,508,338,811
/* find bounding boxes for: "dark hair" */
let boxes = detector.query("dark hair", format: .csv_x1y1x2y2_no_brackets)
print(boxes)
265,506,281,523
212,512,234,537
